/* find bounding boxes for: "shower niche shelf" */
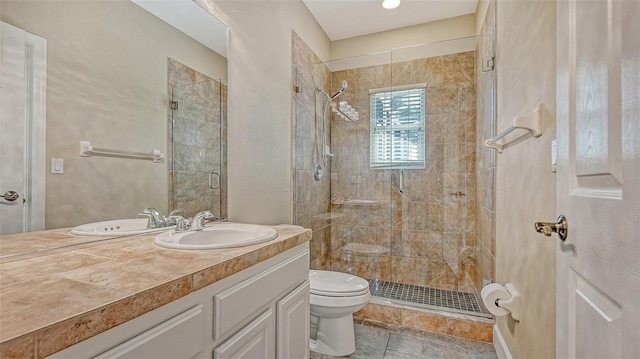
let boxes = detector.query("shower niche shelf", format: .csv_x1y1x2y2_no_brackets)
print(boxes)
331,199,380,206
341,243,390,255
485,103,543,153
312,213,344,221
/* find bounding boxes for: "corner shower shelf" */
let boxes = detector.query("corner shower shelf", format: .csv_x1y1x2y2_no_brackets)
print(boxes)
312,213,344,221
342,243,390,255
80,140,164,162
484,103,543,153
331,199,380,206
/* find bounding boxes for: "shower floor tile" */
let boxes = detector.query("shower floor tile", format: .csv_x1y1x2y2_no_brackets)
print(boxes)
366,279,484,315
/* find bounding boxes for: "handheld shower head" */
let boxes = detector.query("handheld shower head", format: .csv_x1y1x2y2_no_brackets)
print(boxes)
330,80,348,99
340,80,348,91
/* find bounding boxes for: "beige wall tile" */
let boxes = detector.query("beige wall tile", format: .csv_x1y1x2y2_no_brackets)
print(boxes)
446,317,493,342
355,303,402,325
401,309,448,334
412,57,443,86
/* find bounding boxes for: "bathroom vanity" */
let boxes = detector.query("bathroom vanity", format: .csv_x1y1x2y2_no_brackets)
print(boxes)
0,225,311,359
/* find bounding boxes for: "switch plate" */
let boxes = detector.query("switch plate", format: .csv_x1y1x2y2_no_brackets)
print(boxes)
52,158,64,174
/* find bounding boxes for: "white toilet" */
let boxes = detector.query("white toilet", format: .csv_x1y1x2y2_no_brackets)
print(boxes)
309,270,371,356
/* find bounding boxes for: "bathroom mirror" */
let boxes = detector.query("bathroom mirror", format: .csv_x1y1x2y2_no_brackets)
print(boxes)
0,0,228,256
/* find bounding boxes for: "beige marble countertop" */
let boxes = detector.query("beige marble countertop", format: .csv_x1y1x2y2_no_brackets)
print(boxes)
0,224,311,358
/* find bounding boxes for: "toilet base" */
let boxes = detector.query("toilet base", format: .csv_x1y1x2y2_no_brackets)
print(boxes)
309,314,356,356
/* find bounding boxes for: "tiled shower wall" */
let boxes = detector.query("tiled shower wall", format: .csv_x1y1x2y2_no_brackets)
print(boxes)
328,52,478,293
291,32,333,270
475,0,497,293
168,58,227,219
291,32,488,295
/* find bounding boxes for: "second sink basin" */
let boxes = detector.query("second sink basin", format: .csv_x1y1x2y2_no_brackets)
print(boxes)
71,219,173,237
153,223,278,250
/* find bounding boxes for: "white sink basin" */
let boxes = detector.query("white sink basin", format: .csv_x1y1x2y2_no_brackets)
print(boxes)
153,223,278,250
71,219,173,237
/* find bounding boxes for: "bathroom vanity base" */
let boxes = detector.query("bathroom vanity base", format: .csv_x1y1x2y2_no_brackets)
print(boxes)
47,244,310,359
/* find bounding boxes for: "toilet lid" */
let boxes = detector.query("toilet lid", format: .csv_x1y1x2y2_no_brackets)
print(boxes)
309,270,370,297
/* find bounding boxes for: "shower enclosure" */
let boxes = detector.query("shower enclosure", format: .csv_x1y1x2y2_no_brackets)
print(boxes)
168,59,227,219
292,32,495,317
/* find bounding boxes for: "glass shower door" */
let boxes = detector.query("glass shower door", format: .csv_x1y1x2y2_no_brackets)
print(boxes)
169,78,226,219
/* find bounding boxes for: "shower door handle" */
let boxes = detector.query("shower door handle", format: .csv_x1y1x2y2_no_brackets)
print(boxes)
209,171,220,190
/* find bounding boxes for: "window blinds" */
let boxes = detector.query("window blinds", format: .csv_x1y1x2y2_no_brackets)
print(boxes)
370,86,426,169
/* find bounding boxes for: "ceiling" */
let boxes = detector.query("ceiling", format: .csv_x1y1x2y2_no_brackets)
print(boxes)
302,0,479,41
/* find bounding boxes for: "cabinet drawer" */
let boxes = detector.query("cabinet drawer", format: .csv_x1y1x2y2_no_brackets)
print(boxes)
213,250,308,340
94,305,204,359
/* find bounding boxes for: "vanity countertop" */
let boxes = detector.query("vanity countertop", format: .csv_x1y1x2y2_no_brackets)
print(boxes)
0,224,311,358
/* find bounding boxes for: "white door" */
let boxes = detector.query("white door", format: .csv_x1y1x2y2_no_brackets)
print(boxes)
556,0,640,358
0,21,46,234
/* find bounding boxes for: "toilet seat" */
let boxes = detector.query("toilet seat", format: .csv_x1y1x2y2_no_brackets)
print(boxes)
309,270,370,297
311,287,370,297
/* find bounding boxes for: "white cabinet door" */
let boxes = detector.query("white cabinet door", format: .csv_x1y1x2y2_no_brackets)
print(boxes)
213,309,275,359
94,305,204,359
556,0,640,358
277,281,310,359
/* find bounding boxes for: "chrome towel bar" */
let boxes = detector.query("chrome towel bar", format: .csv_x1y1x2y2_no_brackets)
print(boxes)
485,103,543,153
80,140,164,162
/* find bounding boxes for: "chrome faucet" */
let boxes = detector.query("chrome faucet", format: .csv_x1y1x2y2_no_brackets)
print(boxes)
139,208,167,228
170,210,215,232
139,208,185,229
164,209,183,226
187,210,214,231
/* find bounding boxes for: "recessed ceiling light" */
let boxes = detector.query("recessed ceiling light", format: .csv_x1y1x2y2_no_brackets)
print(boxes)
381,0,401,10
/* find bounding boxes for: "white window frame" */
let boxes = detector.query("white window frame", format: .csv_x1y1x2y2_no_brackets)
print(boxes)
369,83,426,170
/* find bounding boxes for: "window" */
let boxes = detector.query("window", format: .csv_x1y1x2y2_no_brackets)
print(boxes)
370,85,426,169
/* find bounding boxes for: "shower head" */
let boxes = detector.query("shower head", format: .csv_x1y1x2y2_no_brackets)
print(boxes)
330,80,348,99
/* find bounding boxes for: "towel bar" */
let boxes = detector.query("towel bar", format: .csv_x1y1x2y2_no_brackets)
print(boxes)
484,104,543,153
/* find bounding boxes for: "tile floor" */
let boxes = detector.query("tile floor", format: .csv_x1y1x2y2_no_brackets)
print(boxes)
310,320,498,359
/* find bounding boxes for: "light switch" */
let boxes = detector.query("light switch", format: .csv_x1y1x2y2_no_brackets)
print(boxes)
52,158,64,174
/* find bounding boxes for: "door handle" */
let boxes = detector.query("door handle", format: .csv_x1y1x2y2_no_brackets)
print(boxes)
534,214,568,242
209,171,220,190
1,191,20,202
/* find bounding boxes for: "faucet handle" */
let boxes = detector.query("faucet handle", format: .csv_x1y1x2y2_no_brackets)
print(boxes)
168,215,187,232
168,208,183,217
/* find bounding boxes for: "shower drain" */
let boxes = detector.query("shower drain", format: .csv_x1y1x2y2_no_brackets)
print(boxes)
366,279,484,315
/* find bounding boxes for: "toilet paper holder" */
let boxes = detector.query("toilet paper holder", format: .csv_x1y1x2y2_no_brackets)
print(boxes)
481,283,521,321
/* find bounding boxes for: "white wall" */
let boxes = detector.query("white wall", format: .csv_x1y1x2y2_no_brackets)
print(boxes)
475,0,491,35
199,0,330,225
494,1,557,358
330,14,476,60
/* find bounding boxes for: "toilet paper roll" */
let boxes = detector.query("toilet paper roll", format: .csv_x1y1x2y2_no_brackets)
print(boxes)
480,283,511,316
